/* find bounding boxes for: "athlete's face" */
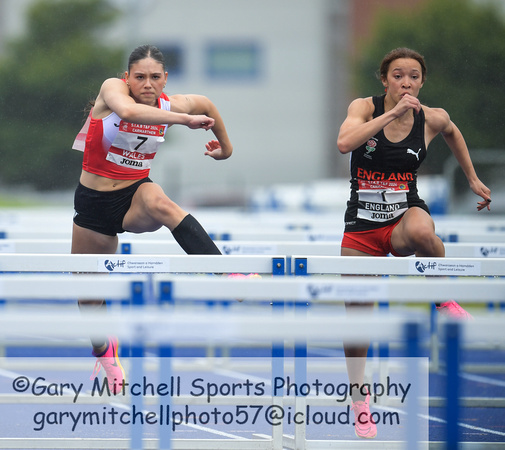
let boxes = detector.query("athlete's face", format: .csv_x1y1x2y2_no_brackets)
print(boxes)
125,58,168,106
382,58,424,103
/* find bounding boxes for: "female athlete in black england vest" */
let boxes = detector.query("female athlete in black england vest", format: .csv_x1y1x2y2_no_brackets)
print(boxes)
336,47,491,439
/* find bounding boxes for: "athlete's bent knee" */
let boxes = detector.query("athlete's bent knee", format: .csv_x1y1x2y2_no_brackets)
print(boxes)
413,227,443,255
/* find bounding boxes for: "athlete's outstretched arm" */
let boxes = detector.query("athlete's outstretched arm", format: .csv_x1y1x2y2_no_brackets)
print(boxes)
96,78,214,130
431,109,492,211
170,94,233,160
442,121,491,211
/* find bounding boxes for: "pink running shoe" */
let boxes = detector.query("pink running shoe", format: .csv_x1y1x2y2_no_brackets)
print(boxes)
351,392,377,439
91,336,125,395
436,301,473,320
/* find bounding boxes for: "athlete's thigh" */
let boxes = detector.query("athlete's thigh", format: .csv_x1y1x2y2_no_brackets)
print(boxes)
123,182,186,233
71,223,118,254
390,207,435,255
122,183,164,233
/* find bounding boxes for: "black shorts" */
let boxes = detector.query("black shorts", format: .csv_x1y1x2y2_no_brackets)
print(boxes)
73,178,152,236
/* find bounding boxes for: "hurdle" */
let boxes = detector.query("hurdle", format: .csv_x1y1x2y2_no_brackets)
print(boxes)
3,238,505,262
0,253,286,275
3,226,505,244
1,206,504,232
0,273,504,448
289,255,505,277
2,206,505,243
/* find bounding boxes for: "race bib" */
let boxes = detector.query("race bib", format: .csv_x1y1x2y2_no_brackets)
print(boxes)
106,122,166,170
357,180,409,222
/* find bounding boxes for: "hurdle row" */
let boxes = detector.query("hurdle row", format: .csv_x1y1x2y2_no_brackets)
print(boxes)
1,207,504,231
1,252,504,376
2,226,505,243
0,272,504,449
1,251,504,366
18,232,501,367
1,253,503,338
0,252,504,275
1,206,505,243
1,252,504,332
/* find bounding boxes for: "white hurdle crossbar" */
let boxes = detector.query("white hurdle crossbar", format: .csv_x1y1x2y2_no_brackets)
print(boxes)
0,254,286,275
1,253,504,276
2,239,505,260
0,273,503,307
290,255,505,277
2,227,505,242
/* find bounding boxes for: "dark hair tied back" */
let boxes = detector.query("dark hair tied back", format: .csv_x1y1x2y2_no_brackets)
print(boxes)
128,44,166,72
378,47,427,83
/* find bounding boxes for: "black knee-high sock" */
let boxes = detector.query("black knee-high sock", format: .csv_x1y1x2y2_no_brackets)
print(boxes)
172,214,221,255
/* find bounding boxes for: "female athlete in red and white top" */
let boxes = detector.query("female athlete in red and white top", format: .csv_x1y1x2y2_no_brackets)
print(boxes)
72,45,233,390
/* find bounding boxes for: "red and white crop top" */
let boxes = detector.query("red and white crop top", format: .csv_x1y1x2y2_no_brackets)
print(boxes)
72,93,170,179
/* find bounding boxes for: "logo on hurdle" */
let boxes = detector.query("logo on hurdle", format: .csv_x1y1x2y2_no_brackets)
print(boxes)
306,283,334,299
104,259,126,272
222,245,241,255
480,246,500,257
414,261,437,273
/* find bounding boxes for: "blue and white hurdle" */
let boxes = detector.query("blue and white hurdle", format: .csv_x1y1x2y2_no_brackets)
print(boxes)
1,207,505,243
2,238,505,260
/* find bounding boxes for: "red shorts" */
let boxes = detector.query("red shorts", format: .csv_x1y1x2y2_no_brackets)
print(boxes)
341,221,404,257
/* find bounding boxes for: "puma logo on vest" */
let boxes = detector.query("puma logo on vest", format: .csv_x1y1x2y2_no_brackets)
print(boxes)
407,148,422,160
